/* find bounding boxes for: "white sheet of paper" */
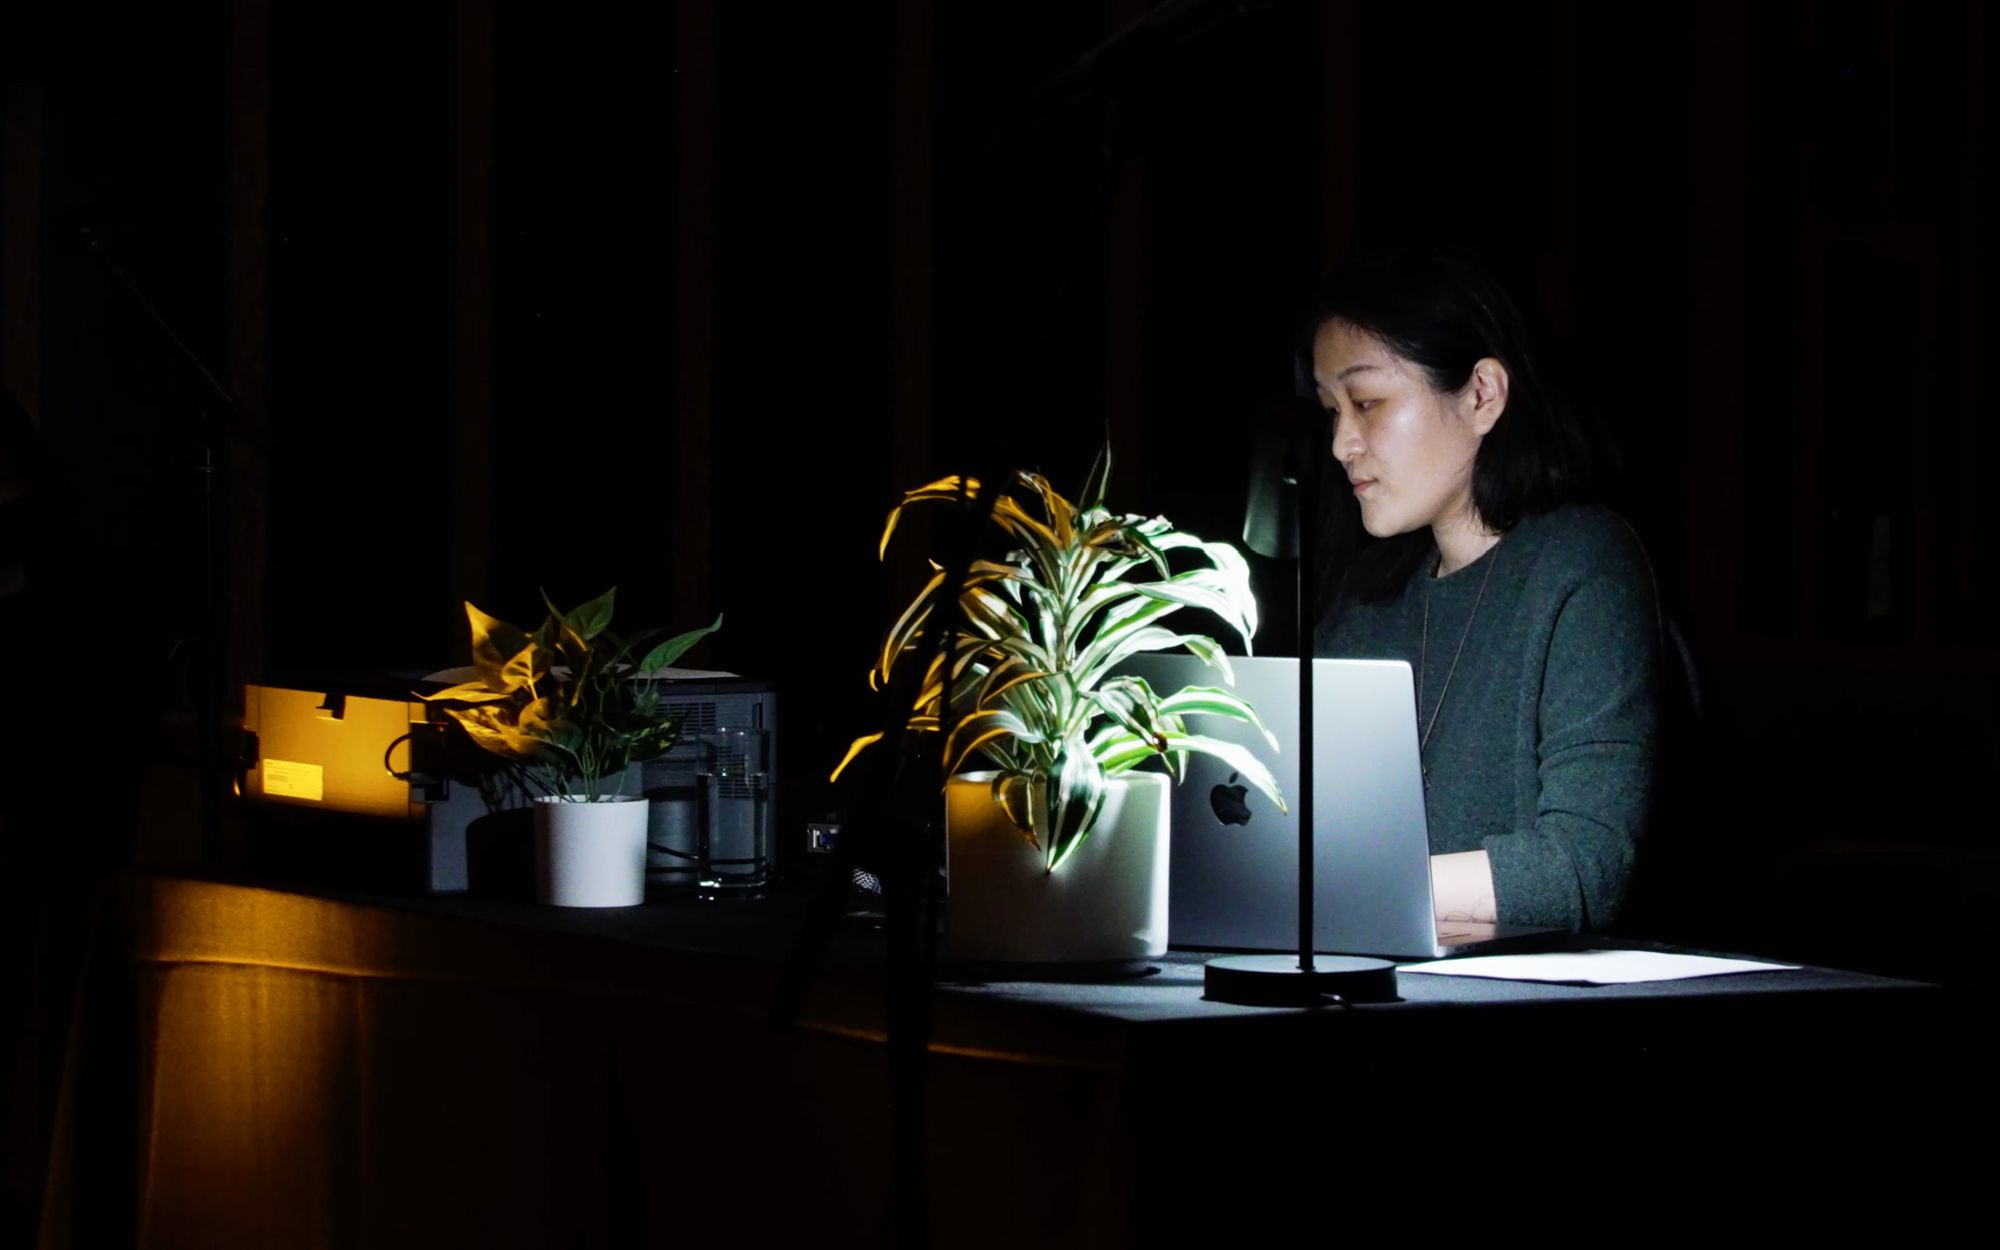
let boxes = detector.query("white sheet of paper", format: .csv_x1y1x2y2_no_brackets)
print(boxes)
1398,949,1799,985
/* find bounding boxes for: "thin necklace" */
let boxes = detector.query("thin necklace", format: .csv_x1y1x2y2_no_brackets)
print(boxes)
1419,539,1501,789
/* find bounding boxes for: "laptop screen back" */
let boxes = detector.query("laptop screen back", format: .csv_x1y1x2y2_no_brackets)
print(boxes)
1117,655,1441,959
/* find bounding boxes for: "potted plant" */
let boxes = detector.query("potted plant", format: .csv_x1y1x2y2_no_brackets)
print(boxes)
834,447,1285,966
422,588,721,907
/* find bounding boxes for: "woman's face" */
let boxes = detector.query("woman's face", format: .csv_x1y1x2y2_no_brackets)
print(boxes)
1310,318,1503,542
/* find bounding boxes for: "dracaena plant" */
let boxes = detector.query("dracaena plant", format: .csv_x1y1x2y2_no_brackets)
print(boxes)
420,588,722,801
834,447,1286,872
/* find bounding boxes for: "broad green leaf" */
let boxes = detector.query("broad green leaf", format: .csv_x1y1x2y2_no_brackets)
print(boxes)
445,704,543,761
518,696,564,738
598,625,659,673
567,588,617,641
631,685,659,718
499,641,547,693
540,597,590,670
466,602,531,686
638,614,724,673
417,678,514,704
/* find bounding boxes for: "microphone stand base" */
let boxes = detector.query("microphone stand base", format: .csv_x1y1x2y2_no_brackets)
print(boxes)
1203,953,1398,1006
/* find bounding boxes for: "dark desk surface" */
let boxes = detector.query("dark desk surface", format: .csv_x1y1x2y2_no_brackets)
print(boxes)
126,867,1942,988
54,870,1985,1249
119,868,1952,1056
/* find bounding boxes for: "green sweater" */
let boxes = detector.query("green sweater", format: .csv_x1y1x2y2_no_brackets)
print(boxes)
1314,506,1661,930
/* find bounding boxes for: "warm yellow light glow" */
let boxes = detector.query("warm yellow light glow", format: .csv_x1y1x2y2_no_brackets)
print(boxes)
243,686,425,819
260,758,324,801
130,883,369,1244
106,879,1128,1248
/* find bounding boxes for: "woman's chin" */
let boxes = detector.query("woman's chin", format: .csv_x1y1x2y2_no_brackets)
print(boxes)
1358,511,1408,540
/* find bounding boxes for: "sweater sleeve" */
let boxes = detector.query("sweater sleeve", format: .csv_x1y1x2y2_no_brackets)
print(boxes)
1482,524,1661,930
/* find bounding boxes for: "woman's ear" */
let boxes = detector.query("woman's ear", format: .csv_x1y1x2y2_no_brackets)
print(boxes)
1466,357,1509,436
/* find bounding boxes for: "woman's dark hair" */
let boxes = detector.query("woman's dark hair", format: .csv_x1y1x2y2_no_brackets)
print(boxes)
1303,246,1612,612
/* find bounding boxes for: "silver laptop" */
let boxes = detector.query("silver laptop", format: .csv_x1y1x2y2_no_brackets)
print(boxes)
1117,654,1564,960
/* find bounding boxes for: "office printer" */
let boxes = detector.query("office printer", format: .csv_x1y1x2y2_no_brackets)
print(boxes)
239,671,776,893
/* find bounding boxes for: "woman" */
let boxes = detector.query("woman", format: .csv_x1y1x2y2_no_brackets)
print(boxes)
1309,248,1661,932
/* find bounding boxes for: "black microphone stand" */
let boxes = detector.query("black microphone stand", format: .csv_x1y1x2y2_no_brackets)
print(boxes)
1203,406,1396,1005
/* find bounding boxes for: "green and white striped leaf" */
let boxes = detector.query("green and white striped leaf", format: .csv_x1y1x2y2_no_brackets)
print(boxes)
829,732,887,783
1087,728,1161,776
1017,471,1076,548
1156,686,1278,751
840,448,1277,862
944,708,1045,779
1085,678,1165,754
1165,732,1286,814
879,474,981,559
1046,740,1106,872
990,772,1041,847
1078,443,1111,512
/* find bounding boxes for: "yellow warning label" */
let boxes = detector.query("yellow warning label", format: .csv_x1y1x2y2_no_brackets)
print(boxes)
263,758,325,802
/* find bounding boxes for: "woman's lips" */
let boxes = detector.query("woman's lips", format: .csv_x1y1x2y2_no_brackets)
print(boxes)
1351,479,1375,497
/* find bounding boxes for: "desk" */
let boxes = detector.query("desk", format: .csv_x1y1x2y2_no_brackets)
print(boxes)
41,874,1983,1248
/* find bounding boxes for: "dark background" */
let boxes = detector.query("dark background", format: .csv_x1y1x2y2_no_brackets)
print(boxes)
2,0,1995,1235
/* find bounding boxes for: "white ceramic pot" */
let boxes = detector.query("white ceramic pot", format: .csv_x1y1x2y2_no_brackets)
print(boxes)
533,795,650,907
944,770,1170,965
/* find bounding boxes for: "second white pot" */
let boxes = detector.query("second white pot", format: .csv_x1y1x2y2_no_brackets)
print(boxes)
533,795,650,907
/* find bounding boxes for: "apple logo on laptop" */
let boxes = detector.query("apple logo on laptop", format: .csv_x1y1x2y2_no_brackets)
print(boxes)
1209,773,1252,826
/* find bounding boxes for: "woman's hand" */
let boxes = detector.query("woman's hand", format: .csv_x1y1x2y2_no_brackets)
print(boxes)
1430,850,1498,924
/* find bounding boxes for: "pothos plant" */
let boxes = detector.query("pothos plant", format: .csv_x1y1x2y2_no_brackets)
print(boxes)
834,447,1286,872
420,588,722,801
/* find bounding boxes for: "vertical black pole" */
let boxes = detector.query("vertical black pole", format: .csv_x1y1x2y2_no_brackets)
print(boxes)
1296,430,1320,973
199,442,222,861
886,813,930,1248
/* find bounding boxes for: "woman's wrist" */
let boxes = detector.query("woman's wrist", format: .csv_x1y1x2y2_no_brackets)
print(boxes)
1430,849,1497,923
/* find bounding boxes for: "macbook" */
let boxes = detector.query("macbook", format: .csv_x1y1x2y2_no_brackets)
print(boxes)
1116,654,1566,960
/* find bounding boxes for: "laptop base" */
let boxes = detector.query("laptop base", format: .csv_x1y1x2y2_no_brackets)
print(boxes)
1204,953,1400,1006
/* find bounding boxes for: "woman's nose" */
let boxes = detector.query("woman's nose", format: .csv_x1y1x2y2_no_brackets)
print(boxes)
1331,408,1362,463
